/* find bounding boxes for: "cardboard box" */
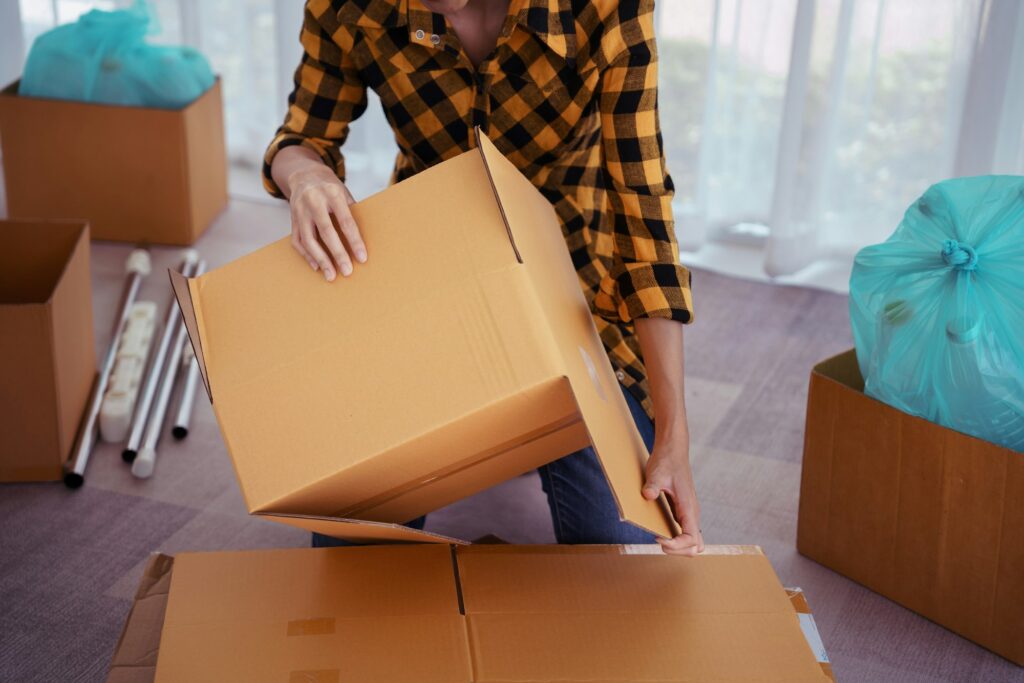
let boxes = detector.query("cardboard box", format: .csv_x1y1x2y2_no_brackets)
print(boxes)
797,349,1024,664
0,80,227,245
169,128,677,543
108,545,833,682
0,220,95,481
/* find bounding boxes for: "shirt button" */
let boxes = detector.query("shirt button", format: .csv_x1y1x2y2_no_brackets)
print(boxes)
430,33,441,45
615,370,626,381
415,29,425,40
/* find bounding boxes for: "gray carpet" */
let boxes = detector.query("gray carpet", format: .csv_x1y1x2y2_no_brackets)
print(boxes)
1,196,1021,683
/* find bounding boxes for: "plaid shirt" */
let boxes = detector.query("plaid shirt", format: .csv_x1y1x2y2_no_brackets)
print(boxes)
263,0,694,420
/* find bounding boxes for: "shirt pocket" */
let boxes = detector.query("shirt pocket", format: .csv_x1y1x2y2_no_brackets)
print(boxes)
492,54,598,154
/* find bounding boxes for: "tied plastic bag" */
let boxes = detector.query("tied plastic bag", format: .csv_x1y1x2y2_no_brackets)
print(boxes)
850,175,1024,452
20,2,214,109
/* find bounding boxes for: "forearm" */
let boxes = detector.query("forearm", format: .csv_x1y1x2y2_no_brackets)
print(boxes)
270,145,333,200
634,317,689,445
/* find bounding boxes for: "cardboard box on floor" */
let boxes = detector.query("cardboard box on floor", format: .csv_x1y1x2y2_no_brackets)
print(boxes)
0,220,95,481
0,80,227,245
169,128,677,543
108,544,834,683
798,349,1024,665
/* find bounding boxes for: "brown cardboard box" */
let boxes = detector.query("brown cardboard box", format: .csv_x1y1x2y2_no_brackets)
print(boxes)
0,220,95,481
108,545,833,683
0,80,227,245
797,349,1024,664
169,128,678,543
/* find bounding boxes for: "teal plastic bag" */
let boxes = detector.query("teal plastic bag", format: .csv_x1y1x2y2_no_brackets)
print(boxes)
20,2,213,109
850,175,1024,452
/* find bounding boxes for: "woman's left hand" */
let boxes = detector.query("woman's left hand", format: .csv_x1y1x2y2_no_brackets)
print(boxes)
642,429,704,556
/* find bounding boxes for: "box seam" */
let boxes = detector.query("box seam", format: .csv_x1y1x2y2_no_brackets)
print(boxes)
473,126,522,263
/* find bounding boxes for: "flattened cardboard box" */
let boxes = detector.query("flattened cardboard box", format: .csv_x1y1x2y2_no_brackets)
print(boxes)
798,349,1024,665
170,129,677,543
0,80,227,245
108,545,833,682
0,220,95,481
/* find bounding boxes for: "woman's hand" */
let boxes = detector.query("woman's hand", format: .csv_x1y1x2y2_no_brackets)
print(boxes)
642,427,705,556
633,316,704,556
271,145,367,281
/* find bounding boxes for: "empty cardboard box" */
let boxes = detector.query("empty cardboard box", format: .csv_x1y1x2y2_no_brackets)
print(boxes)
0,219,95,481
0,80,227,245
108,544,833,683
170,128,676,543
797,349,1024,664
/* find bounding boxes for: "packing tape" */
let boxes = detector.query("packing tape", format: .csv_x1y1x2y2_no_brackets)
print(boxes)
288,670,340,683
620,544,763,555
286,617,336,637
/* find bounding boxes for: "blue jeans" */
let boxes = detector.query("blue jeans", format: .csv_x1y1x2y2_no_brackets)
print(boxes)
312,383,657,547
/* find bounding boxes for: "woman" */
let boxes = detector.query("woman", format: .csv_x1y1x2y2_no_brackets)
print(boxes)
264,0,703,556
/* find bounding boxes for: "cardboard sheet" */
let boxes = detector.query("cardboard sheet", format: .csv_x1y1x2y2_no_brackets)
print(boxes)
143,544,830,682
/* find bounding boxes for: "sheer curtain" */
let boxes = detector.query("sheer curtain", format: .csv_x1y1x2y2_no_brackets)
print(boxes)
9,0,1024,289
657,0,1024,290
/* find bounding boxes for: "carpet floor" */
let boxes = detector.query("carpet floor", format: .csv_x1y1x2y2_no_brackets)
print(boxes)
1,196,1020,682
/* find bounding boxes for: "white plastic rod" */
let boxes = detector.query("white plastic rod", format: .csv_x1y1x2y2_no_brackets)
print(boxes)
171,341,201,440
99,301,157,443
132,259,206,479
122,250,198,462
64,249,152,489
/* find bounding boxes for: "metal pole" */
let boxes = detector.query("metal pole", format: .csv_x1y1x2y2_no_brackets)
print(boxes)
132,259,206,479
123,250,198,462
171,342,201,440
64,249,151,488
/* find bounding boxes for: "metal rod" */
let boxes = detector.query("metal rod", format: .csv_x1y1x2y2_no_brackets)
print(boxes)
64,249,152,488
132,260,206,479
171,342,201,440
122,251,198,462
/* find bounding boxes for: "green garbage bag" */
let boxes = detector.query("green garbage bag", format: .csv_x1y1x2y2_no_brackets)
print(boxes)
20,1,213,109
850,175,1024,452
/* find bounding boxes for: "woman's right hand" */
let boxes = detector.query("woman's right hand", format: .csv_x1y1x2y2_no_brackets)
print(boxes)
272,145,367,282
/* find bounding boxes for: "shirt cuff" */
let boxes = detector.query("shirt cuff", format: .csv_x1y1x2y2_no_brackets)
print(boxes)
262,133,346,199
594,262,694,325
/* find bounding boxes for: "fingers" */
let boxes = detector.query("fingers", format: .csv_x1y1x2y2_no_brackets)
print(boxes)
289,207,319,272
312,203,353,278
658,500,704,556
289,180,366,282
650,485,704,557
328,195,367,265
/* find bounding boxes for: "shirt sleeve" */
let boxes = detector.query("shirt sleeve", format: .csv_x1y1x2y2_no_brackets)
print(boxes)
591,3,694,325
262,0,368,198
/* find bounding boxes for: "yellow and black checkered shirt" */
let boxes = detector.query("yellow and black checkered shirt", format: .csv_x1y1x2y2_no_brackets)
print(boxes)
263,0,694,420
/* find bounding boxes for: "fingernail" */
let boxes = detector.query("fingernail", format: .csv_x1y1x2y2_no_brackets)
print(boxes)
339,263,351,277
309,261,317,271
325,269,335,281
355,248,367,263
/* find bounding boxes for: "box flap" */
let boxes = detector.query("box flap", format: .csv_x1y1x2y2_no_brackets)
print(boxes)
155,546,471,683
811,348,864,391
256,511,467,545
455,544,829,682
107,553,174,683
474,129,676,539
167,267,211,401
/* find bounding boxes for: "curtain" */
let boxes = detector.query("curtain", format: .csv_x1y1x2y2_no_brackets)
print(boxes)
656,0,1024,289
11,0,1024,288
